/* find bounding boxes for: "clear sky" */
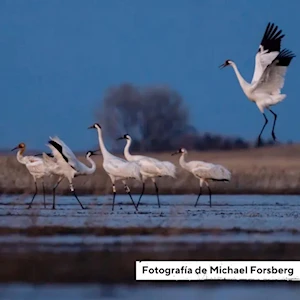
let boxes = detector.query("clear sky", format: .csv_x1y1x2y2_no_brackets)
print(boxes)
0,0,299,151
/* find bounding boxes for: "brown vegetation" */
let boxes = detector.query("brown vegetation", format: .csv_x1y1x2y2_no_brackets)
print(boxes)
1,144,300,195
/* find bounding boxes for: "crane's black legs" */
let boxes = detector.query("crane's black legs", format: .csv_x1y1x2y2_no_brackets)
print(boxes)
269,109,277,141
136,183,145,208
154,182,160,208
112,184,116,211
124,184,138,211
137,181,160,208
257,113,268,147
194,186,202,207
52,177,63,210
195,181,212,207
70,183,85,209
207,185,212,208
42,181,46,208
28,181,38,209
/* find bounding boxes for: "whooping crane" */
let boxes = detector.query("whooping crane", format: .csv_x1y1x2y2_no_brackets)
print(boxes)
219,22,295,146
46,136,98,209
11,143,50,209
117,134,176,208
171,148,231,207
88,124,141,212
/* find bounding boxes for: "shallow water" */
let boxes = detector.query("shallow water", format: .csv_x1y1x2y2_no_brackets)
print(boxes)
0,195,299,286
0,283,299,300
0,195,299,233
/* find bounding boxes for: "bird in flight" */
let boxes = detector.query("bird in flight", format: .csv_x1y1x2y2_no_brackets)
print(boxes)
220,22,295,146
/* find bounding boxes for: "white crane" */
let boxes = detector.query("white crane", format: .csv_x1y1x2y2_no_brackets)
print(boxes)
46,136,98,210
219,22,295,146
171,148,231,207
11,143,51,209
34,151,65,205
117,134,176,208
88,124,141,212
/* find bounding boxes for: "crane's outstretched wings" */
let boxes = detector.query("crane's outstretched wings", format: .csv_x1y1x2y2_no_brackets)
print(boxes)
251,22,285,84
47,137,78,170
253,48,295,94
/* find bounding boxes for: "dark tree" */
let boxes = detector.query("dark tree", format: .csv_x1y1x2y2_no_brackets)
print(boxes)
96,83,195,152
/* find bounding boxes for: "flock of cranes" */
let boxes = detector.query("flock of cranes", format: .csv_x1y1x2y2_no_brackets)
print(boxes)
11,123,231,210
11,22,295,211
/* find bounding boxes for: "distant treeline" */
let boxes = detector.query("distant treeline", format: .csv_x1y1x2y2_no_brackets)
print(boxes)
96,83,278,152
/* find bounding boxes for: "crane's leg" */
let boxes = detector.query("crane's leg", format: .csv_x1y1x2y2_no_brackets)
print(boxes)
204,181,212,208
152,178,160,208
257,113,268,147
194,179,204,207
69,183,85,209
268,109,277,141
112,184,116,211
28,180,38,209
123,181,138,211
136,182,145,208
42,180,46,209
52,177,63,210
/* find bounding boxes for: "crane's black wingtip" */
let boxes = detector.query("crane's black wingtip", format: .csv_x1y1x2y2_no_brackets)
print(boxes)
260,22,285,53
275,48,296,66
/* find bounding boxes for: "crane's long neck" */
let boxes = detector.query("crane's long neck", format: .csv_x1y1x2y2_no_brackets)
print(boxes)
16,148,26,164
84,156,96,175
124,138,134,161
179,153,188,169
95,127,110,157
230,62,250,93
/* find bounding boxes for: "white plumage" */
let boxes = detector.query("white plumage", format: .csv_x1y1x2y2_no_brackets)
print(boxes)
220,22,295,146
172,148,231,207
88,124,141,211
117,134,176,208
46,136,97,209
11,142,50,208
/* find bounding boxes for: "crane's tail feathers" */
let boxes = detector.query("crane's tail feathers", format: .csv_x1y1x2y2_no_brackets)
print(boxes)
275,94,286,103
268,94,286,107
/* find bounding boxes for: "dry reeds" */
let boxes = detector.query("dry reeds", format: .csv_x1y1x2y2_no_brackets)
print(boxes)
1,144,300,195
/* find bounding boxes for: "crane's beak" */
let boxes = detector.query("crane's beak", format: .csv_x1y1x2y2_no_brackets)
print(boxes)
91,149,101,156
219,63,226,69
11,146,19,151
171,150,180,156
116,137,125,141
87,125,94,129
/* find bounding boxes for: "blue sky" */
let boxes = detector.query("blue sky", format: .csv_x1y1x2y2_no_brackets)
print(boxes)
0,0,299,151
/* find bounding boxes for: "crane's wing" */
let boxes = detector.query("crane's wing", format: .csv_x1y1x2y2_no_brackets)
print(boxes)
253,49,295,94
42,152,57,163
25,156,43,164
47,140,77,170
161,161,177,178
137,159,164,176
193,164,231,181
251,22,285,84
48,136,79,170
25,159,47,176
103,158,141,180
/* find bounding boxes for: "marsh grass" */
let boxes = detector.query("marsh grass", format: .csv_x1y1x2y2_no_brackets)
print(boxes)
1,144,300,195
